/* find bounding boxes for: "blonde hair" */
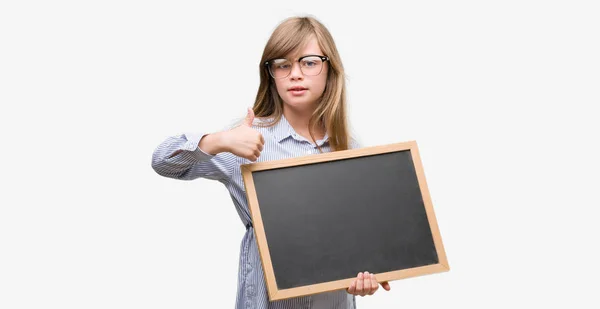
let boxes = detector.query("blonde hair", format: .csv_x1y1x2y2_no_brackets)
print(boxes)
252,16,350,152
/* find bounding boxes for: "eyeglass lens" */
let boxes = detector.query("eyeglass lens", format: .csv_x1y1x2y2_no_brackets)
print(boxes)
268,56,324,78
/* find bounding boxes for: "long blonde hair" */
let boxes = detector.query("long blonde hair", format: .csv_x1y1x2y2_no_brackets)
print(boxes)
253,16,350,152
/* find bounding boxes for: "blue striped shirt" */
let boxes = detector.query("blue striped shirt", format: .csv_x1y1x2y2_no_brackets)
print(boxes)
152,114,360,309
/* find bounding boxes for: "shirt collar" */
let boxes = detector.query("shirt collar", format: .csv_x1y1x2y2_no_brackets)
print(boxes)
272,114,329,146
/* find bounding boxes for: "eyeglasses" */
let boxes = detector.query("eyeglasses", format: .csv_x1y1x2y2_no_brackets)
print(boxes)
265,55,329,79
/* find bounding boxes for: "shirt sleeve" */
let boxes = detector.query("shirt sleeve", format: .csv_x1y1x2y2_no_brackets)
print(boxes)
151,132,236,181
349,136,362,150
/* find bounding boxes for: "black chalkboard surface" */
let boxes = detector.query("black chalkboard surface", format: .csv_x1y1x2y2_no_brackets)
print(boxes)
241,141,448,300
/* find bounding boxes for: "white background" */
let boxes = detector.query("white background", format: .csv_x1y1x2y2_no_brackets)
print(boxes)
1,0,599,308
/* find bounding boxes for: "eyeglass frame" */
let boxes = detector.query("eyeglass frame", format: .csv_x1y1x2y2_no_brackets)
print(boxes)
264,55,330,79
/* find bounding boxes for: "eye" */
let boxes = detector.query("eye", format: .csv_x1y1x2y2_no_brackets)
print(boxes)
270,59,291,70
301,57,322,68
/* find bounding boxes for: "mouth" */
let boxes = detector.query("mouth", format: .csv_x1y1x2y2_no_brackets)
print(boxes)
288,86,308,91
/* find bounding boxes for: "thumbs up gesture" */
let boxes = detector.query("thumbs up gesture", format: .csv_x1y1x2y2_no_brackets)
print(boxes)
221,108,265,162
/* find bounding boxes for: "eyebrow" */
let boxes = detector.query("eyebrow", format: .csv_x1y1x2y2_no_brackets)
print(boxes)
279,54,323,60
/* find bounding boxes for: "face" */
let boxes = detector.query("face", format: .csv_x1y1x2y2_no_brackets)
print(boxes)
271,37,329,112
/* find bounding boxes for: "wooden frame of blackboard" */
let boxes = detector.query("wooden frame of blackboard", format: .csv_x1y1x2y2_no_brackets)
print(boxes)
240,140,449,301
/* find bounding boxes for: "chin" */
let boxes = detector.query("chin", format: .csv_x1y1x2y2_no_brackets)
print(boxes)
284,99,317,109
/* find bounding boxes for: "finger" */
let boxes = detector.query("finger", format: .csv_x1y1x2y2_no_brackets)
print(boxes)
259,133,265,145
369,273,378,295
347,280,356,294
257,143,264,151
356,272,364,296
362,272,371,296
254,149,261,158
381,281,391,291
244,107,255,126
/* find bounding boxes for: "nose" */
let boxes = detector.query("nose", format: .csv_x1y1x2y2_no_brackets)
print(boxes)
289,61,304,80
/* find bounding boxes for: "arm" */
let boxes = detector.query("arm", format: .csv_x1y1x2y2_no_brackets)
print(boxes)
152,108,264,181
349,136,362,150
151,131,235,181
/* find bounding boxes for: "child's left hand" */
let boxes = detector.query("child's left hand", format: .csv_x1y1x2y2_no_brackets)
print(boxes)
346,271,391,296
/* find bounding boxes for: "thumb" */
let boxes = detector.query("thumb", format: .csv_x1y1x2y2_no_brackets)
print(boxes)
244,107,255,126
381,281,391,291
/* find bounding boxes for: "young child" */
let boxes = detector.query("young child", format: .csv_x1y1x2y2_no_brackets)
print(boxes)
152,15,390,309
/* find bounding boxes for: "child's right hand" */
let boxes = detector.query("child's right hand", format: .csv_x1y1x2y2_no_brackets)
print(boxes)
221,108,265,162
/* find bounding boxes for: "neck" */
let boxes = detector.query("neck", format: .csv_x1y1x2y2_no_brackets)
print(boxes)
283,105,324,139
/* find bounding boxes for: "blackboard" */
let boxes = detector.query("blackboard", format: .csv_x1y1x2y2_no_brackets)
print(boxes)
241,141,449,300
